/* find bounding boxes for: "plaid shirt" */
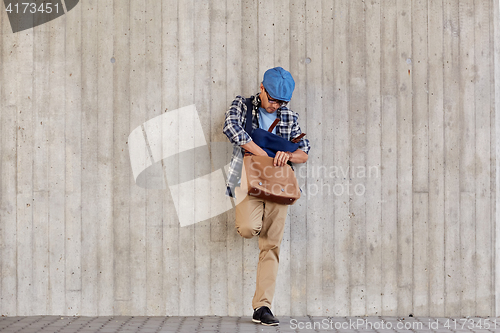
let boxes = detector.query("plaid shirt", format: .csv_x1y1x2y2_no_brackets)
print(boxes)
222,93,311,197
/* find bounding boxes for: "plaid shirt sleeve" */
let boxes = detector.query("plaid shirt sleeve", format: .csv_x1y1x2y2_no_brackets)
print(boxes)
290,111,311,154
223,96,253,146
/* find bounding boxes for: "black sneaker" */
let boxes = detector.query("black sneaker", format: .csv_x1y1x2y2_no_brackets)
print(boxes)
252,306,279,326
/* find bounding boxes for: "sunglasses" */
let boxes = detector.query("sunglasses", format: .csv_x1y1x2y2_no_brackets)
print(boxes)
265,89,288,107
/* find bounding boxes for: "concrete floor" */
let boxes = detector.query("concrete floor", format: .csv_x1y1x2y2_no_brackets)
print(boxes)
0,315,499,333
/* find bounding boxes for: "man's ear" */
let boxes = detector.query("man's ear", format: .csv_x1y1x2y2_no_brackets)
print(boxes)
260,83,265,91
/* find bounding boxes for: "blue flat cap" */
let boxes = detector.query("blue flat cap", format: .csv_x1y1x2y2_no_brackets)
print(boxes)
262,67,295,102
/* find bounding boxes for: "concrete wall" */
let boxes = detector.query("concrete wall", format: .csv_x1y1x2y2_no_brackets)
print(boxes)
1,0,499,317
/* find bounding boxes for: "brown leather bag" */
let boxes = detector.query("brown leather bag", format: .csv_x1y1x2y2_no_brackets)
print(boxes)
240,154,301,205
240,99,304,205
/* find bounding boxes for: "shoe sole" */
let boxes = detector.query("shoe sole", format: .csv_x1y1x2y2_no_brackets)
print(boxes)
252,319,278,326
261,322,279,326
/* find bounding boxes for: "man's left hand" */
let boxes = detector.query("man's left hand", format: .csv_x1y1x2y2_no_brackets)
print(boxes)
274,151,292,167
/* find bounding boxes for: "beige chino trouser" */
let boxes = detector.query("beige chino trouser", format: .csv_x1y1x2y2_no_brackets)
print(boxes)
234,186,289,310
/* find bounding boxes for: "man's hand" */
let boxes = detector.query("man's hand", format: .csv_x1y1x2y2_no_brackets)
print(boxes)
274,149,308,166
274,151,291,166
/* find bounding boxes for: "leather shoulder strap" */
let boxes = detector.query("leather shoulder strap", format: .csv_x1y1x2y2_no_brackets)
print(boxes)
268,118,280,133
291,133,306,143
244,97,254,134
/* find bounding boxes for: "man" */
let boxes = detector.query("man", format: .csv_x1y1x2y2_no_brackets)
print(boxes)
223,67,310,326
